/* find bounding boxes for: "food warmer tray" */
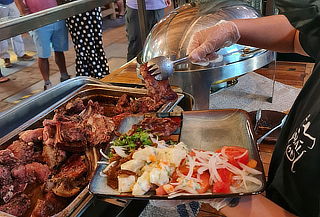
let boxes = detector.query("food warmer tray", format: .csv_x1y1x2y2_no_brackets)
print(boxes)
0,81,185,217
89,109,266,200
0,76,105,140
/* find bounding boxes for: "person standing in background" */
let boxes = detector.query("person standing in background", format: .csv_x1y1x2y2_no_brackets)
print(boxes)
15,0,70,90
0,0,34,68
59,0,110,79
125,0,171,61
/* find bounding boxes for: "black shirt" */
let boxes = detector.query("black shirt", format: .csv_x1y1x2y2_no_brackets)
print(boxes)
266,1,320,217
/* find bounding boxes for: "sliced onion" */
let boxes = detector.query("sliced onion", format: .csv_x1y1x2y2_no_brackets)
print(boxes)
99,149,109,160
238,162,262,175
234,150,248,160
111,146,128,158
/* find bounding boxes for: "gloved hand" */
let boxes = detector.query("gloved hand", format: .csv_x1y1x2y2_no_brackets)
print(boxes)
187,20,241,63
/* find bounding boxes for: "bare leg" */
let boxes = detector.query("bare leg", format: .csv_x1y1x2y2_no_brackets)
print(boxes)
38,57,50,82
54,51,68,75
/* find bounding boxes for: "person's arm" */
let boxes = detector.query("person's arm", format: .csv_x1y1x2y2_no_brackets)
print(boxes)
220,195,297,217
14,0,30,15
233,15,307,56
165,0,171,7
187,15,308,63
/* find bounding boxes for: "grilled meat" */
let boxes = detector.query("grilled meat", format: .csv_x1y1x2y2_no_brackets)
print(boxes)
64,97,86,115
19,128,44,143
0,149,16,166
0,166,12,186
42,144,67,170
140,63,178,103
0,194,31,217
43,100,115,152
114,95,163,114
31,192,69,217
0,182,27,203
134,117,180,137
7,141,36,164
44,155,88,197
11,162,50,184
85,113,115,146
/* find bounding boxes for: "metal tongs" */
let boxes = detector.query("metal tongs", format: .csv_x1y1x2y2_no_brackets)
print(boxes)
256,114,287,145
148,56,189,80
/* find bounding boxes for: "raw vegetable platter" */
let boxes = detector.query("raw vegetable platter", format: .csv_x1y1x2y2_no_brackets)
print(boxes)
89,109,266,200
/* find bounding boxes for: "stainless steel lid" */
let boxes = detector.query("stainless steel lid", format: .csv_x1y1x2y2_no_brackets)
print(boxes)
141,0,264,71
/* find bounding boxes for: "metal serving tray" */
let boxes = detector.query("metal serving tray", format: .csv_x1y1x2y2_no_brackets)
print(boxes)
0,81,184,217
74,83,185,115
0,76,105,140
89,109,266,200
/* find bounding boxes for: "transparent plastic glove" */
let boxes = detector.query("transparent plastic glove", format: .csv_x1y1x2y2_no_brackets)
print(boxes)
187,20,240,63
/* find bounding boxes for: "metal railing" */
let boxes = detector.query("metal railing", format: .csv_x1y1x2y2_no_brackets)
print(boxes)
0,0,112,41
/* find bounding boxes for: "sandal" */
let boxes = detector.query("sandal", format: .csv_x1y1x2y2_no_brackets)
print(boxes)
0,77,9,83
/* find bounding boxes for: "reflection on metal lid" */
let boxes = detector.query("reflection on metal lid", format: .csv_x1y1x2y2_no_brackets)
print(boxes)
141,1,264,72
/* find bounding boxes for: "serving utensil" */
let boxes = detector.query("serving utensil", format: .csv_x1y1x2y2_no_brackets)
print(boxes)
256,115,287,145
148,56,189,81
254,109,262,131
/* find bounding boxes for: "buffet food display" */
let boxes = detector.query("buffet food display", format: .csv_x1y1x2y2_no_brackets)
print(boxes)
0,64,182,217
0,63,266,216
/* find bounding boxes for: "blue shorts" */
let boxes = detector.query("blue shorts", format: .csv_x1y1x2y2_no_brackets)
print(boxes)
31,20,69,58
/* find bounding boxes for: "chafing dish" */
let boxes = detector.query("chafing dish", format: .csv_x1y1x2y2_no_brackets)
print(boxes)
0,77,188,217
141,0,276,109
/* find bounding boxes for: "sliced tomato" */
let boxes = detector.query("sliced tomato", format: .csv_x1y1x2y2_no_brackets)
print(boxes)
178,164,199,177
213,181,230,194
217,168,233,184
197,172,211,194
156,185,167,195
217,146,249,168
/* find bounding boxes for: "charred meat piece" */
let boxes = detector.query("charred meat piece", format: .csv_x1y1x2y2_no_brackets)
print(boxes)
0,166,12,186
0,182,27,203
114,94,130,114
31,192,69,217
7,141,36,164
19,128,44,143
64,97,86,115
11,162,50,184
84,113,115,146
115,95,163,114
55,119,87,152
42,144,67,170
140,63,178,103
44,100,115,152
81,100,105,119
134,117,180,137
0,149,17,166
0,194,31,217
44,155,88,198
129,97,163,113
